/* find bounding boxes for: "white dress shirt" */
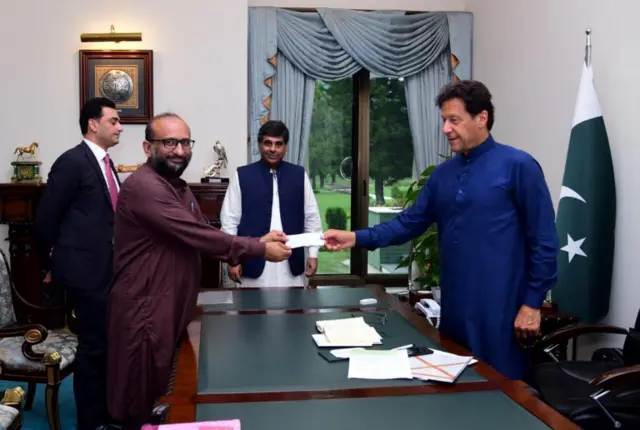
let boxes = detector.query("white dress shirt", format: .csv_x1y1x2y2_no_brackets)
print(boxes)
84,138,120,192
220,168,323,287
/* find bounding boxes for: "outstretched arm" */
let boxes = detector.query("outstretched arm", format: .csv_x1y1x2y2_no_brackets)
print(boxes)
355,176,436,250
127,177,265,266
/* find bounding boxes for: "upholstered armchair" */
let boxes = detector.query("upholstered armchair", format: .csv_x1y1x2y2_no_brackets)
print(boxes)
0,249,77,430
0,386,25,430
530,309,640,430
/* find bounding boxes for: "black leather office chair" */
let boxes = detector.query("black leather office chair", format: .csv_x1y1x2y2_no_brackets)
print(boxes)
530,309,640,429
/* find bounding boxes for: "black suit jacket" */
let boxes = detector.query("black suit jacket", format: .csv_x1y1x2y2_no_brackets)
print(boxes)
35,141,122,291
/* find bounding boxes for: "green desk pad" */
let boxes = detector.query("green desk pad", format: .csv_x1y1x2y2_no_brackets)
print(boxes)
198,310,485,394
196,390,551,429
200,287,388,312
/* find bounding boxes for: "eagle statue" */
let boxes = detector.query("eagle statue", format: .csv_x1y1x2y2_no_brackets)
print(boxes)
214,140,228,169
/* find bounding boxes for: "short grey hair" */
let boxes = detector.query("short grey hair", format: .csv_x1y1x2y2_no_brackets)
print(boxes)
144,112,184,141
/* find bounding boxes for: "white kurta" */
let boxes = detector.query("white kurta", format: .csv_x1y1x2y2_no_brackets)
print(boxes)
220,168,323,287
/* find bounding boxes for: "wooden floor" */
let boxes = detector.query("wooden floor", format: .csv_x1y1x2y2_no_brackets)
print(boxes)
159,285,579,429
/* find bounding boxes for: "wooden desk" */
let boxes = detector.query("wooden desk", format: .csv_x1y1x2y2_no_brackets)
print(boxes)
161,286,580,429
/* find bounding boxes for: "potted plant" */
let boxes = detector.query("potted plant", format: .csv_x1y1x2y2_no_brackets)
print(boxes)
396,156,451,303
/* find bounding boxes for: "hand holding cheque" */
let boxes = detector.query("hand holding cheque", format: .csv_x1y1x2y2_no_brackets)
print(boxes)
260,230,293,262
257,230,326,261
263,231,349,250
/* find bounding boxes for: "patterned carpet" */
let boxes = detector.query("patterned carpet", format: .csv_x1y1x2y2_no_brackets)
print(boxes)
0,376,76,429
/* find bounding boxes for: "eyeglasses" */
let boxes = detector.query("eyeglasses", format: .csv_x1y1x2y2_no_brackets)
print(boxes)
149,138,195,149
351,312,388,337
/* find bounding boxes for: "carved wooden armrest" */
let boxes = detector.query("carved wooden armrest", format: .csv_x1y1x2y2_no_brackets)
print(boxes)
0,324,49,361
592,364,640,392
537,323,628,349
1,386,25,409
1,386,25,430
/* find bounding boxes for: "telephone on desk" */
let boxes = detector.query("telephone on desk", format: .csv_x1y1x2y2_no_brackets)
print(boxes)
415,298,441,328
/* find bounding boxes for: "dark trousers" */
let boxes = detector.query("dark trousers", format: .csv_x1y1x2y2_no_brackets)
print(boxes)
67,285,109,430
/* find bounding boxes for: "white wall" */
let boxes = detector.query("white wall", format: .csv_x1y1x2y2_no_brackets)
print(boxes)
0,0,249,183
468,0,640,351
0,0,249,259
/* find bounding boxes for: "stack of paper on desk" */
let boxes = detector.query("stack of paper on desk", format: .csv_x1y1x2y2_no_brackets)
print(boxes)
312,317,382,347
410,349,476,383
347,349,413,380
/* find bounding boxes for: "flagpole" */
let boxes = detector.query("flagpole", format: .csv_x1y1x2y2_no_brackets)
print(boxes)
585,28,592,67
546,29,594,310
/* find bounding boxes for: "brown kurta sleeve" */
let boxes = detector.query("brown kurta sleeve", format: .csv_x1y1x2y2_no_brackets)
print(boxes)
127,175,265,266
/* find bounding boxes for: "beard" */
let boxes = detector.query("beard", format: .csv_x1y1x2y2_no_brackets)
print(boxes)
149,147,191,178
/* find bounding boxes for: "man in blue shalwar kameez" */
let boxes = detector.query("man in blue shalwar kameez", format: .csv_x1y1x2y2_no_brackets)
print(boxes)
323,80,559,380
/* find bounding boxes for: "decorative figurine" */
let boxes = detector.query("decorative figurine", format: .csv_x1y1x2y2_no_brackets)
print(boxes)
201,140,229,183
11,141,43,184
116,163,144,174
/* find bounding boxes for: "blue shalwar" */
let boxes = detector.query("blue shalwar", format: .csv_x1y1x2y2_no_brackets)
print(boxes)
356,135,559,379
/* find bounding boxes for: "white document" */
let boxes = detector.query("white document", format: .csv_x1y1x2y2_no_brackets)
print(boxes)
286,232,325,249
316,317,368,333
197,290,233,305
348,349,413,380
409,349,475,383
313,317,382,347
312,334,379,348
330,348,366,358
323,324,382,345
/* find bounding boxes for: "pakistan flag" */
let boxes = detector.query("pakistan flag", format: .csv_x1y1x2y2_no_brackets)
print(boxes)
553,63,616,323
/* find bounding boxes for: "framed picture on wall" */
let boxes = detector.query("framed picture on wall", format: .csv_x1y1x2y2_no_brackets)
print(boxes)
79,50,153,124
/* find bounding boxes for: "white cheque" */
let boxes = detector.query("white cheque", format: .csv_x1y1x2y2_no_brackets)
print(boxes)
285,233,325,249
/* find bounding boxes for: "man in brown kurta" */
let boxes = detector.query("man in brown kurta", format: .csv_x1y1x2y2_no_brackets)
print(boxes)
106,113,291,429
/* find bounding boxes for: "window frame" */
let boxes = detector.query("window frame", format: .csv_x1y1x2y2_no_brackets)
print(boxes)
310,70,408,288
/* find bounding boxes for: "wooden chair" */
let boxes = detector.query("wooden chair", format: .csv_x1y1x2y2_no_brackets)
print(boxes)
0,249,77,430
0,386,25,430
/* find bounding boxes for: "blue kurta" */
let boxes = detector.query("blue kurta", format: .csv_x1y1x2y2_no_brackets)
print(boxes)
356,135,559,380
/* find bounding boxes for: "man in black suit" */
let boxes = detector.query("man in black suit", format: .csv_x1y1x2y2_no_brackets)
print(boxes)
35,97,123,430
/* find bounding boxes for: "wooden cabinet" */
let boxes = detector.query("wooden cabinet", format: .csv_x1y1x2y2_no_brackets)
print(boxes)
0,184,60,327
0,181,227,328
189,183,229,289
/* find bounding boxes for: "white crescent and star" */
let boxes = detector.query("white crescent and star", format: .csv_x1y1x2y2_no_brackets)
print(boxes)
558,185,588,263
561,234,587,263
560,185,586,203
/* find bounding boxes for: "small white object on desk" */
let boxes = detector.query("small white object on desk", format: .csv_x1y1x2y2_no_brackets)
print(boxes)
359,298,378,306
285,232,325,249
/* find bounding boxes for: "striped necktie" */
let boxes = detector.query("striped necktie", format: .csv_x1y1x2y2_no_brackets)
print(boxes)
103,154,118,210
